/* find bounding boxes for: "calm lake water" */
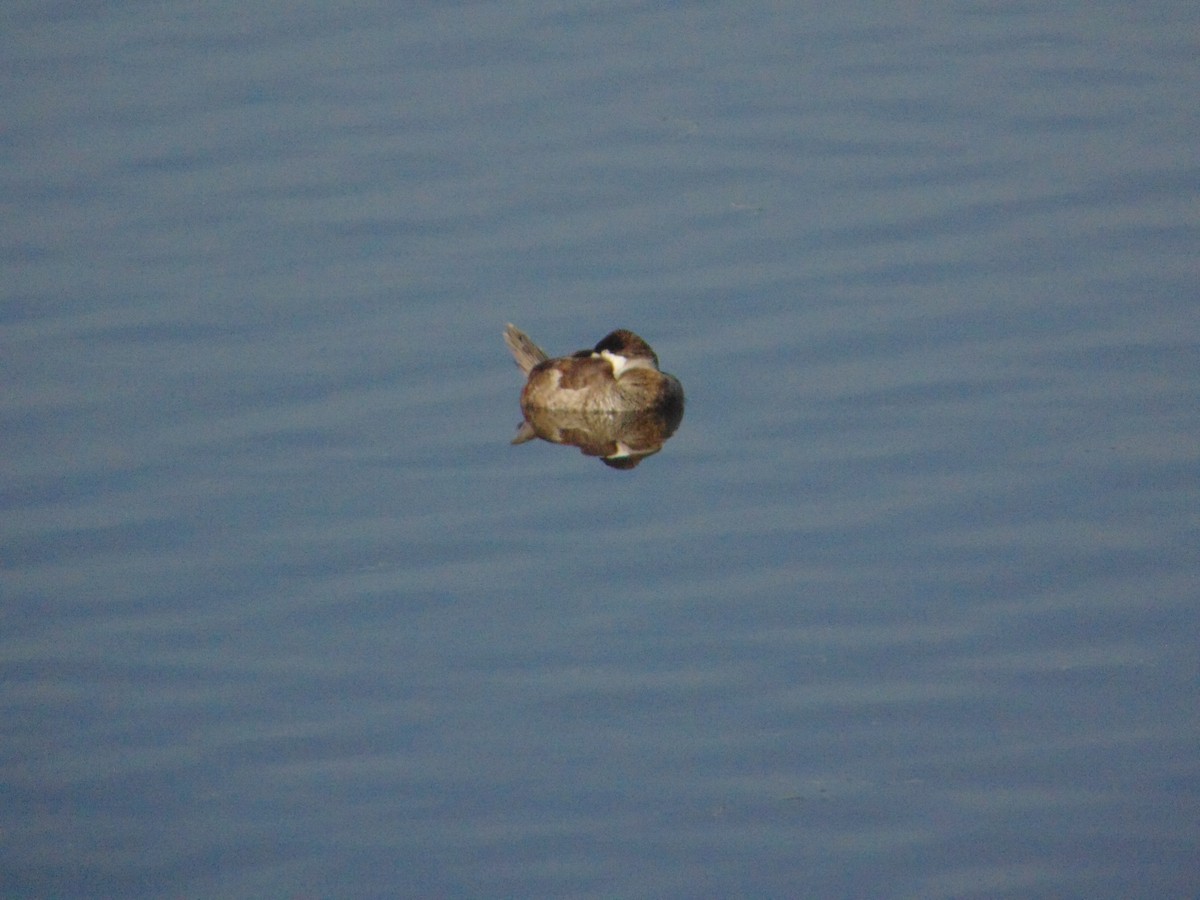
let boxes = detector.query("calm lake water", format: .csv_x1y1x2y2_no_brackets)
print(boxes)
4,1,1198,897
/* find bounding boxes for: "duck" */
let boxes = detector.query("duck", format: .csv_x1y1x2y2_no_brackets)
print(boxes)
503,324,684,414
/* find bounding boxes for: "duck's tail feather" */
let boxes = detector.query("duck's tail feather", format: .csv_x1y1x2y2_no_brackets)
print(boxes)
503,323,549,374
511,420,538,444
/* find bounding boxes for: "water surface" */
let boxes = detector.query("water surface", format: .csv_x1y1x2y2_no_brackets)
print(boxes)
3,1,1198,897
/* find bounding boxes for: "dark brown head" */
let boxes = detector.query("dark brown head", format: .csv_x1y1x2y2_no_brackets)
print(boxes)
592,329,660,369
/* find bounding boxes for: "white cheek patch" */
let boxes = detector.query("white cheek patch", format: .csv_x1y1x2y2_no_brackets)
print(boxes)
598,349,630,376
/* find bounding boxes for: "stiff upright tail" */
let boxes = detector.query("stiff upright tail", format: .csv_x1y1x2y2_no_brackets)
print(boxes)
503,323,549,374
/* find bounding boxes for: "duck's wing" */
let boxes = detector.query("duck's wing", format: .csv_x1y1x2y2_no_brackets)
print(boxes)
503,324,549,374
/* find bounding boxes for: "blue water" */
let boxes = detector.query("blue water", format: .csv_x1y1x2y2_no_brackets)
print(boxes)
3,2,1198,897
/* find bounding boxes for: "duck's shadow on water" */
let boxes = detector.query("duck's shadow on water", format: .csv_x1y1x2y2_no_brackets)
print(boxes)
508,401,685,469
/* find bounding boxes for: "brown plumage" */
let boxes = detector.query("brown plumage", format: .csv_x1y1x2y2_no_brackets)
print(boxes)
503,324,684,414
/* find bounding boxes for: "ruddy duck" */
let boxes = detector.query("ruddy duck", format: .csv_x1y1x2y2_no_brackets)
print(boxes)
504,324,684,414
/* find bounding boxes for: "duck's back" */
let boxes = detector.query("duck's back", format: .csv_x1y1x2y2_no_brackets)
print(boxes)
521,356,624,411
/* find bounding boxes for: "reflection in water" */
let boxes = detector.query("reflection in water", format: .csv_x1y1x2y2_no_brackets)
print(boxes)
511,403,684,468
503,324,686,467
